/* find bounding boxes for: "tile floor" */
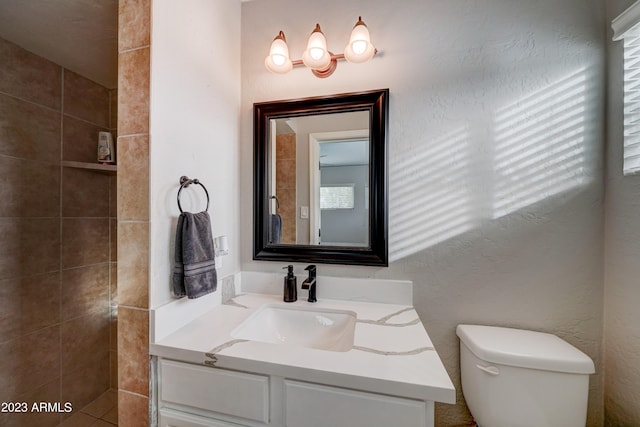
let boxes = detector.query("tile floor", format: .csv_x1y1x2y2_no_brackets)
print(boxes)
59,390,117,426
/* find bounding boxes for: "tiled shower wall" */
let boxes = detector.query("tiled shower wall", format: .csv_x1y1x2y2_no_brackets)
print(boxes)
109,88,119,395
116,0,151,425
0,37,117,426
275,133,297,244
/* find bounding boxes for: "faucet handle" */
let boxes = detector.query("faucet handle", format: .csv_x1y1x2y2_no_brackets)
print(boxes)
303,265,317,303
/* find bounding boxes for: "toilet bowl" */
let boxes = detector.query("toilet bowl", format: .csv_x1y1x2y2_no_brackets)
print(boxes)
456,324,595,427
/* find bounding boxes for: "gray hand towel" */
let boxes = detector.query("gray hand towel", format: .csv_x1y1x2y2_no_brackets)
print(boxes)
270,213,282,244
172,211,217,299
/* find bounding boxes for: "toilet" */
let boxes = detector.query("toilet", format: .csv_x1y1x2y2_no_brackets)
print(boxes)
456,324,595,427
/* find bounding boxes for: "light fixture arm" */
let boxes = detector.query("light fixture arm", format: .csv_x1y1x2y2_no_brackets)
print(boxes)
291,53,344,67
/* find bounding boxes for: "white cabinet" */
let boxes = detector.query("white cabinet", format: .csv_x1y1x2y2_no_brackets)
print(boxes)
160,359,269,425
160,409,242,427
284,380,432,427
158,359,435,427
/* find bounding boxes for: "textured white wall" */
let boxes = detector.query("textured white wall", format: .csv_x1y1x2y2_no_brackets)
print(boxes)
241,0,606,424
604,1,640,425
150,0,241,308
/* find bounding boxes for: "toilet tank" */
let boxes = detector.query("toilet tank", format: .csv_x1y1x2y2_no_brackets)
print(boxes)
456,325,595,427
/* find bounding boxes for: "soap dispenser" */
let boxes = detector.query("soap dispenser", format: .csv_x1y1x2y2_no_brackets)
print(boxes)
283,265,297,302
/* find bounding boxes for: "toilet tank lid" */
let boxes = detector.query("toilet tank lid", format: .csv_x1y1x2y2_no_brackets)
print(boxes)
456,324,595,374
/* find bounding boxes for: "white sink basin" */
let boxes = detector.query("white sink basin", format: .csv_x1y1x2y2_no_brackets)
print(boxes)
231,304,357,352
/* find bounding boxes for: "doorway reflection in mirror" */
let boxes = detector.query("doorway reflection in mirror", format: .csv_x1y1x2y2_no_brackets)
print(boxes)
269,112,370,246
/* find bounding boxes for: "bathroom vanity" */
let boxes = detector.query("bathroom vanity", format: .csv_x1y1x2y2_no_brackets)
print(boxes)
150,276,455,427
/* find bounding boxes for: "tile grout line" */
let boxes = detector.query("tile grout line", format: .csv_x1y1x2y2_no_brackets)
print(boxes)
58,65,65,425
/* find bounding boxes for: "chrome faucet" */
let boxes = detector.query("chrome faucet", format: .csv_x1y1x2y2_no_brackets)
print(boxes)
301,265,317,303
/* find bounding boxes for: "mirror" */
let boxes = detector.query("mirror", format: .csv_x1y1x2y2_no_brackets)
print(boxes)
253,89,389,266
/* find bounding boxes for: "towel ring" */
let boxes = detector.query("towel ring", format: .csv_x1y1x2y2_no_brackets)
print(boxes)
270,195,280,211
177,176,210,213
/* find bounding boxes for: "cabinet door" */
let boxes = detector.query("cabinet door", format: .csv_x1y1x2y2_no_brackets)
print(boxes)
284,380,429,427
160,409,242,427
160,359,269,424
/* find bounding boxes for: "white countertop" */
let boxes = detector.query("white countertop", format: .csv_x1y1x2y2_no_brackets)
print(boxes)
150,292,455,404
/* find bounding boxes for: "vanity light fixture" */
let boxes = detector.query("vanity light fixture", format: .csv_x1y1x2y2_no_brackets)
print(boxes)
264,17,377,78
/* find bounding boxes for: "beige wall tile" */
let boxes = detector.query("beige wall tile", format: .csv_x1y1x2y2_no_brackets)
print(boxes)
0,379,61,427
275,134,297,243
63,70,110,128
92,419,115,427
117,135,149,221
117,222,149,308
0,31,115,421
110,262,118,306
61,311,109,375
276,158,296,190
61,265,110,321
61,352,110,417
118,390,148,427
110,219,118,261
276,189,296,243
117,3,151,425
275,133,297,245
110,306,118,352
0,326,61,401
62,218,110,269
0,38,62,110
62,168,110,217
58,411,95,427
109,89,118,130
118,0,151,52
277,189,296,217
117,48,150,136
0,156,60,218
118,307,149,397
109,175,117,218
102,406,118,425
0,94,61,162
0,272,60,344
0,218,60,280
110,350,118,390
62,115,110,163
81,389,116,418
110,261,118,394
276,133,296,160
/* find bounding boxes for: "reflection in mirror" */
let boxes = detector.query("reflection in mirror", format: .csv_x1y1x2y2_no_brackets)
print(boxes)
269,112,370,247
314,132,369,247
254,89,389,266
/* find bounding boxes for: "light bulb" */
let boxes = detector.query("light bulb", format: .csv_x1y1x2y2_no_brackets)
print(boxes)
344,17,376,64
302,24,331,70
271,54,286,66
265,31,293,74
309,47,325,60
351,40,367,55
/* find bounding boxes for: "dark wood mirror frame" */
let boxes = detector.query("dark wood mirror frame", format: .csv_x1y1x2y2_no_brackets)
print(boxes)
253,89,389,266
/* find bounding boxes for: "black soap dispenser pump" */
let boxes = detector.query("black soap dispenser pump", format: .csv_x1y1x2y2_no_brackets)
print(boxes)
283,265,297,302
